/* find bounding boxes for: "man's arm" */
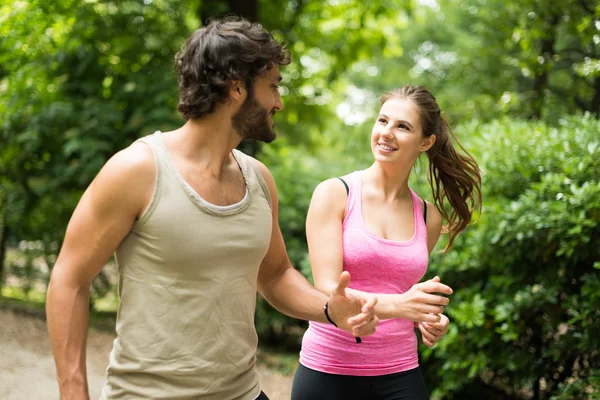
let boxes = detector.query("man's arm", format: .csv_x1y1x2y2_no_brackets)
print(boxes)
254,161,378,336
307,179,452,323
46,143,154,399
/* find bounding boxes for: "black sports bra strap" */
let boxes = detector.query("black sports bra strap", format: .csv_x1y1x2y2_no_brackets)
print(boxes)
338,177,349,195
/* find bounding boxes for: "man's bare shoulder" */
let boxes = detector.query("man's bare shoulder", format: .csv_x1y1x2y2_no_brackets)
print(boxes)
98,141,155,182
109,140,154,171
89,140,156,213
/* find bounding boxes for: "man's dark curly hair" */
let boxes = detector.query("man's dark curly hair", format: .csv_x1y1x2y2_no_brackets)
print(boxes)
174,16,291,120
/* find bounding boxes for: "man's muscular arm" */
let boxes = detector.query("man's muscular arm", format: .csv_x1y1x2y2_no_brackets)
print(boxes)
46,143,154,399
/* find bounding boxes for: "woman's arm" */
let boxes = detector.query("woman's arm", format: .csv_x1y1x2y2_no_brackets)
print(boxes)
307,179,451,323
417,200,450,346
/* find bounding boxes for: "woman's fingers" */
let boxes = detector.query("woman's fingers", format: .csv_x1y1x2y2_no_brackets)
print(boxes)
352,315,378,336
418,324,437,348
415,312,441,323
422,322,445,335
422,293,450,306
417,281,453,295
347,297,377,326
419,304,445,315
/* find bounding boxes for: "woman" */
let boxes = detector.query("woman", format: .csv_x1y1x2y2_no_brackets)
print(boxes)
291,85,482,400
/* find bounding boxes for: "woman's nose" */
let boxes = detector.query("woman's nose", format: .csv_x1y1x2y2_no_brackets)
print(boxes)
380,126,393,138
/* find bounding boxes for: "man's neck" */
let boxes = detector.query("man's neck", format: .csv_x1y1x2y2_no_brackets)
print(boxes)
164,112,244,177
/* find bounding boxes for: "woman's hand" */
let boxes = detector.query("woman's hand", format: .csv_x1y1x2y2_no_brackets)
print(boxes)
417,313,450,348
327,271,379,337
395,276,452,323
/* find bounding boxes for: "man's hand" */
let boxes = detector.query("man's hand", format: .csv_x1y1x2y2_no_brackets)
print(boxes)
326,271,379,337
417,313,450,348
395,276,453,323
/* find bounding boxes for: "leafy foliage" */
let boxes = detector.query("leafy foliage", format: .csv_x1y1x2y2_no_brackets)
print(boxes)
1,0,193,297
420,115,599,399
340,0,600,123
1,2,599,398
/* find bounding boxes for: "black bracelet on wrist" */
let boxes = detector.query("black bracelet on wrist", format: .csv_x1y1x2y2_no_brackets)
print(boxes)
324,301,362,344
323,301,338,327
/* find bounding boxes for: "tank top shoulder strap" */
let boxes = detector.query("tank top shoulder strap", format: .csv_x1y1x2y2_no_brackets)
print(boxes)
135,131,177,178
339,170,361,222
131,131,174,226
408,189,427,224
409,189,428,239
232,149,272,211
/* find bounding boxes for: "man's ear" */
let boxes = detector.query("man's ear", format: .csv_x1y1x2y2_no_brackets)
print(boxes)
421,134,436,152
229,80,246,101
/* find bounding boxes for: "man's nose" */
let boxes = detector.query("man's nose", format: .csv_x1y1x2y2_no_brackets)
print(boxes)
274,93,283,111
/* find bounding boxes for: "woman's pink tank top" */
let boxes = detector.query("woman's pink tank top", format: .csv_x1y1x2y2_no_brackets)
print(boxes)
299,170,429,376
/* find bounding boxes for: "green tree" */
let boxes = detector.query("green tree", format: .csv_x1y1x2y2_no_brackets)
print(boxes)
338,0,600,123
0,0,193,295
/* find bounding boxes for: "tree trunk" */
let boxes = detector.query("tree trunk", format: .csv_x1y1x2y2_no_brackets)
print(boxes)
592,76,600,117
227,0,258,22
546,355,578,398
533,377,541,400
530,45,553,118
0,221,7,292
530,15,559,119
199,0,259,23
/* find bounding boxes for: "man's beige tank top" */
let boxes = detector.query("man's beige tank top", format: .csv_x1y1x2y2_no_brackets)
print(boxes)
100,132,273,399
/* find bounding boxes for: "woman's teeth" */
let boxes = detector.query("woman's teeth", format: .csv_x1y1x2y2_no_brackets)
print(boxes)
378,144,396,151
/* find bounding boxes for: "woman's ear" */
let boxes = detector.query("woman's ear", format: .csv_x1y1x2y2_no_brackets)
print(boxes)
421,134,436,152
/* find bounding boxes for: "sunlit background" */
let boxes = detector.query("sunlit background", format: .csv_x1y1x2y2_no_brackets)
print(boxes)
1,1,599,399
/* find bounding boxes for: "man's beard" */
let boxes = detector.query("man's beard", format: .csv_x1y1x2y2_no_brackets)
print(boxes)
232,93,276,143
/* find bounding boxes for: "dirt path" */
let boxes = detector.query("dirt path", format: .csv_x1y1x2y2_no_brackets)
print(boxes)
0,309,295,400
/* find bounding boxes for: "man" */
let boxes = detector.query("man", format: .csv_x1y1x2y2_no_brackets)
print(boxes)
46,17,379,400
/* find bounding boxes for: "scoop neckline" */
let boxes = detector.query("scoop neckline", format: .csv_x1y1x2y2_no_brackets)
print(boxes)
356,170,419,246
155,131,251,216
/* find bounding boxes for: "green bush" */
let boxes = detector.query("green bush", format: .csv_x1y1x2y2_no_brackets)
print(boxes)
421,115,599,400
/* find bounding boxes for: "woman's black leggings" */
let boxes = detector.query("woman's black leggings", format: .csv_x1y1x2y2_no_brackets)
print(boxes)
291,364,430,400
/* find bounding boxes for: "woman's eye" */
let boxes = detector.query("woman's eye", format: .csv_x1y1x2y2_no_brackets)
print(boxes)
399,123,409,130
378,118,387,124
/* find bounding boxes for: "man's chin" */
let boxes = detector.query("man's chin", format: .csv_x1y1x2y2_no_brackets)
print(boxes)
262,133,276,143
254,130,277,143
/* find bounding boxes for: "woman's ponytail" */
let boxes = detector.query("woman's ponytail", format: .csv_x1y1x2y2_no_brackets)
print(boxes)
381,86,482,252
426,116,482,251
